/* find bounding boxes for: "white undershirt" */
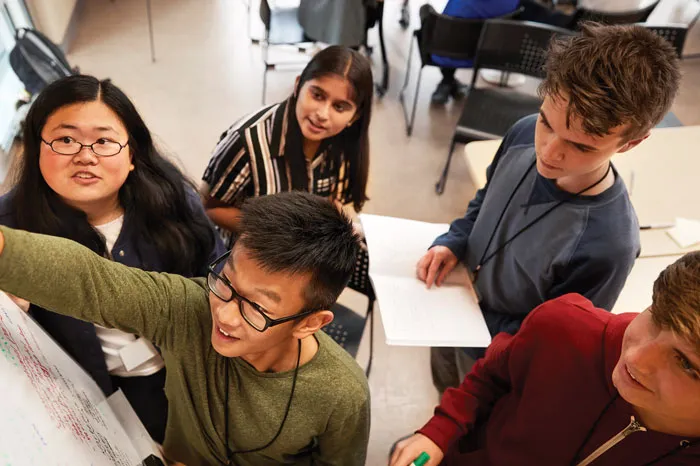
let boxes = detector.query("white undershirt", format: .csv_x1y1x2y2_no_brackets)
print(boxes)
93,215,165,378
95,214,124,252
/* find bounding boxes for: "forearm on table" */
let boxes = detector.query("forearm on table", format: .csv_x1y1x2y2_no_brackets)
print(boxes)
432,221,471,259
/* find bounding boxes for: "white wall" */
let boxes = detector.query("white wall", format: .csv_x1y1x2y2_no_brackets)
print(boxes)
25,0,77,44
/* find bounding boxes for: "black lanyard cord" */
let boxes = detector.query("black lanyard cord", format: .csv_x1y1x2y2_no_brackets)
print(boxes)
645,439,699,465
223,339,302,465
473,161,612,282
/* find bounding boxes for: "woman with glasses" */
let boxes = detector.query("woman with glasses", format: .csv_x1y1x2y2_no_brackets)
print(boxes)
0,75,225,444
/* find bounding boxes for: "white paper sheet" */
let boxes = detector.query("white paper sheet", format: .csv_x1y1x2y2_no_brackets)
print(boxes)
667,217,700,248
360,214,491,347
646,0,700,25
0,292,142,466
106,390,165,463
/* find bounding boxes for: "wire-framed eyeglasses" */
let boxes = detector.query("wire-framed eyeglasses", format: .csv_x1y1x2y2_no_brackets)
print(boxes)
42,137,128,157
207,251,320,332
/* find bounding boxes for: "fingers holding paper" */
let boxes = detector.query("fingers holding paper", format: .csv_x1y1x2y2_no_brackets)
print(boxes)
416,246,458,288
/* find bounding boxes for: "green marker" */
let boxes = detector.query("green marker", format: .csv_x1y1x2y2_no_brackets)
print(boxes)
412,451,430,466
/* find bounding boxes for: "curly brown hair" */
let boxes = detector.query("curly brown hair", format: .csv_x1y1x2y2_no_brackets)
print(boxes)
539,22,681,141
651,252,700,351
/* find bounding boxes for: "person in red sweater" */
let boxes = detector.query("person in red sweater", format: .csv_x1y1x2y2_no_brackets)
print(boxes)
391,252,700,465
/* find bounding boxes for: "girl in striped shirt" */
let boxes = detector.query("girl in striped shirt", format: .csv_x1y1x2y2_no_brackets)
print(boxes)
200,46,373,247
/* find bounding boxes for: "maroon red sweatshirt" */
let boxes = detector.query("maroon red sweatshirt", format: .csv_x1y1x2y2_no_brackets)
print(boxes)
419,294,700,465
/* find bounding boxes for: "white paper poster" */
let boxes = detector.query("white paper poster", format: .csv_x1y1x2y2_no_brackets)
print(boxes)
0,292,142,465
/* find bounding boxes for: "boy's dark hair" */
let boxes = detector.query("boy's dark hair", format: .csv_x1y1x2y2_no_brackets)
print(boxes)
539,23,681,141
237,192,360,311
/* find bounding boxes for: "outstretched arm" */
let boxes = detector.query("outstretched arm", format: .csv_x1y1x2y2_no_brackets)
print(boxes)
0,226,211,351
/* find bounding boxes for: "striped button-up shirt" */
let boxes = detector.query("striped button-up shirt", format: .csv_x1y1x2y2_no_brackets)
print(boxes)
202,99,351,247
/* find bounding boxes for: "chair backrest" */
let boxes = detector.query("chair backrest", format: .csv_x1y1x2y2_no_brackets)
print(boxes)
346,248,375,300
644,24,688,57
471,20,576,84
572,0,660,27
417,5,523,64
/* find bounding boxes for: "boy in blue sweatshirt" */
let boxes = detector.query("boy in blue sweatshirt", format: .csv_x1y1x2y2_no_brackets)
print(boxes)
416,23,681,393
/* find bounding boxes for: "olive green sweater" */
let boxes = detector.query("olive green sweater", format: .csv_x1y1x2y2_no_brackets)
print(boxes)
0,227,370,465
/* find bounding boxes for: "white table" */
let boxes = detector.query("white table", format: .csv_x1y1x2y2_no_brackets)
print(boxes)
611,255,681,314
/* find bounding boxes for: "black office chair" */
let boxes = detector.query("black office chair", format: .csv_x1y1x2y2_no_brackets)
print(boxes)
644,24,689,58
436,20,575,195
322,247,375,377
570,0,660,28
259,0,311,104
399,5,523,136
364,1,390,96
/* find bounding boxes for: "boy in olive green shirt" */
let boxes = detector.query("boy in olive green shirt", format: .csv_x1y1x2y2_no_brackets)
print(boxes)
0,192,370,466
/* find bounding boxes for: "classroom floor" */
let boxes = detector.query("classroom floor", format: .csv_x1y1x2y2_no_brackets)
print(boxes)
66,0,700,463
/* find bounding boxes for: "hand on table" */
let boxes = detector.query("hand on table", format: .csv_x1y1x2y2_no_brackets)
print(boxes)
416,246,458,288
389,434,444,466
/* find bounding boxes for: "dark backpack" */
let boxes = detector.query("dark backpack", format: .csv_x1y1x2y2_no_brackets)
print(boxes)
9,28,75,95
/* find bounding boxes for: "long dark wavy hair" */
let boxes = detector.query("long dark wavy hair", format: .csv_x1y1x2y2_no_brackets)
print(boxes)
287,45,372,212
13,75,216,276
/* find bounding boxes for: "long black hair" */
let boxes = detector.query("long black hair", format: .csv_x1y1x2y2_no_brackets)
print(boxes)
13,75,216,276
287,45,372,212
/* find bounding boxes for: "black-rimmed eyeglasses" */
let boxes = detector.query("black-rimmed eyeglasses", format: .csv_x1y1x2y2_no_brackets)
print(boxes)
207,251,319,332
42,137,128,157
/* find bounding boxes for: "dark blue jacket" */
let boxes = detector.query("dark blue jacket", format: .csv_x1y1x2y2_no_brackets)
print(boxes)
0,190,225,395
